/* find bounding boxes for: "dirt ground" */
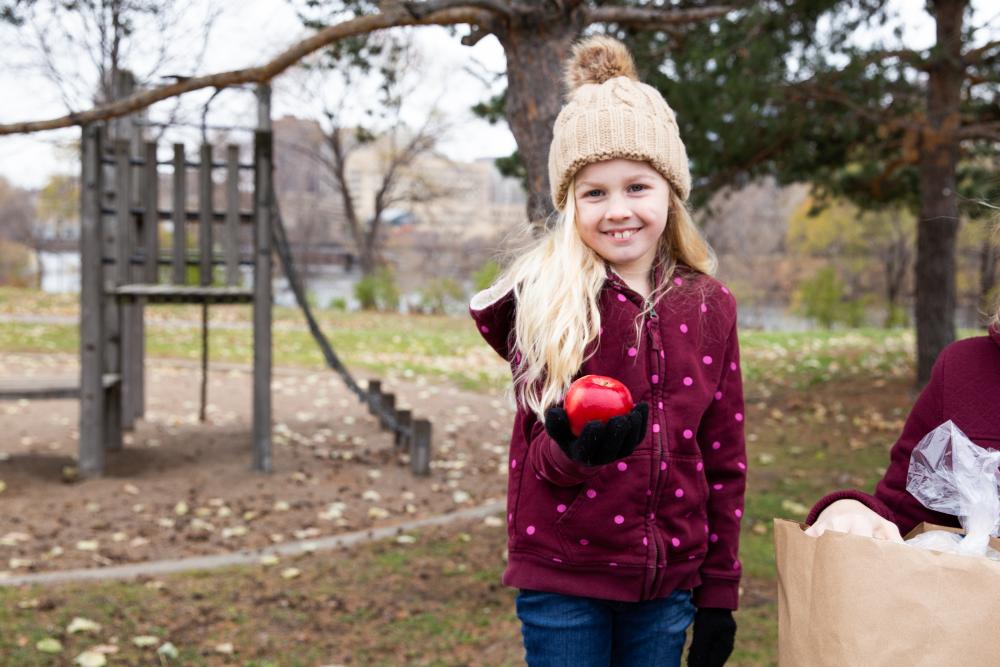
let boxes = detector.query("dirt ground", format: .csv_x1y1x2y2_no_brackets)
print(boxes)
0,353,514,577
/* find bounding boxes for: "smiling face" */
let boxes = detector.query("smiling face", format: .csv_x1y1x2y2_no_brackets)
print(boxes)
573,159,670,278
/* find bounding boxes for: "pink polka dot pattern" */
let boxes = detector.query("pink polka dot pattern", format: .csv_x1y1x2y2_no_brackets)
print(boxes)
735,413,744,422
553,557,562,563
710,533,719,543
675,488,684,498
627,347,638,357
511,459,517,469
737,461,747,470
508,513,513,522
651,374,659,384
702,355,713,365
700,303,708,313
713,483,723,490
721,286,730,295
580,538,589,546
642,537,649,546
733,560,741,570
683,429,693,439
683,376,693,386
617,293,627,302
660,461,667,471
652,423,661,433
586,489,597,499
614,515,625,525
557,504,567,513
712,441,721,450
480,324,489,333
730,361,738,371
696,461,704,471
526,525,536,535
735,508,743,518
714,391,723,400
617,461,628,472
674,277,684,286
609,562,618,567
658,401,664,410
671,537,681,547
660,350,665,359
680,323,689,334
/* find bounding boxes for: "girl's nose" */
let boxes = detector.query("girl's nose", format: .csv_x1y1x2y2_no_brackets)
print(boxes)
605,196,632,221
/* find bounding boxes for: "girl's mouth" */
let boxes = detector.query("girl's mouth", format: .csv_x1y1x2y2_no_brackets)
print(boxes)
604,228,640,240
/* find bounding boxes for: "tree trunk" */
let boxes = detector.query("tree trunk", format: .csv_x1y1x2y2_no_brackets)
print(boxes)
914,0,966,385
981,232,998,315
496,10,584,227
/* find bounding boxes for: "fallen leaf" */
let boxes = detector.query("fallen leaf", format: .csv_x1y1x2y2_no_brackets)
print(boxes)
75,651,107,667
214,642,234,655
132,636,159,648
280,567,301,579
67,617,102,634
75,540,99,552
36,637,62,653
157,642,179,658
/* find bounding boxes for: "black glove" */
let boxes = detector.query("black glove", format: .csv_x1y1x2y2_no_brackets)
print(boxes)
687,607,736,667
544,402,648,466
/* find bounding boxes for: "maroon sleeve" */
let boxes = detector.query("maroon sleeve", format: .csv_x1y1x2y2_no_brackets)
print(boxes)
806,348,955,535
469,283,516,361
694,315,746,610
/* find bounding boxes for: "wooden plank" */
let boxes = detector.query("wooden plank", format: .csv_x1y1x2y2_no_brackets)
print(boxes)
410,419,432,476
225,145,240,286
380,393,396,429
79,124,105,474
114,138,135,438
367,380,382,415
198,143,213,286
394,409,412,450
113,284,253,298
171,144,186,284
143,142,159,282
252,82,273,473
0,375,118,401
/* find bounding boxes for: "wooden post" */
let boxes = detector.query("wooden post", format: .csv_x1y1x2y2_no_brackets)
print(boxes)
252,82,273,473
224,145,240,286
106,138,130,452
367,380,382,416
171,144,186,284
79,124,105,476
198,143,213,286
395,409,412,450
410,419,432,476
380,393,395,429
143,142,159,282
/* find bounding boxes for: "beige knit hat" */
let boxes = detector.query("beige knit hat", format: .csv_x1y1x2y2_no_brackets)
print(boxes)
548,36,691,210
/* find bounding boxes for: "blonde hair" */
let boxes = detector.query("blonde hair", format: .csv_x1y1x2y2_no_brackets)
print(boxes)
497,179,717,420
993,223,1000,330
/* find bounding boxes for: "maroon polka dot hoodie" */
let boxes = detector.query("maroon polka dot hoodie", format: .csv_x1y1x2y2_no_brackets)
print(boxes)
469,266,747,609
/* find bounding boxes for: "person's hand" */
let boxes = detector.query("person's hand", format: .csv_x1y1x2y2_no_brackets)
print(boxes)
804,499,903,542
544,402,648,466
687,607,736,667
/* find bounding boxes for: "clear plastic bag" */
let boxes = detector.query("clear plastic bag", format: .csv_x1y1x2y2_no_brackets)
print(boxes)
905,420,1000,557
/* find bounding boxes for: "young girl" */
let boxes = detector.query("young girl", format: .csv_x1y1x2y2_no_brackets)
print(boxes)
470,36,746,667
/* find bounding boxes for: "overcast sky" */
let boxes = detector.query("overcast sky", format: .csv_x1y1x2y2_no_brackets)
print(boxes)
0,0,993,191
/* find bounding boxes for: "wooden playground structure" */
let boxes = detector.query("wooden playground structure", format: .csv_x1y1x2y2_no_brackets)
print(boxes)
0,74,433,477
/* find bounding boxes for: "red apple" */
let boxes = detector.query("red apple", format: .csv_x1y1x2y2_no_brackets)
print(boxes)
564,375,634,436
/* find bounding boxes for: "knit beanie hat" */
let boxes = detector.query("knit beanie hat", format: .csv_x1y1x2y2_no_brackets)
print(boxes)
548,36,691,210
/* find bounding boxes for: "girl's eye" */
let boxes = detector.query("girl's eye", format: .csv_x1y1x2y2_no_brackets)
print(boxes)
582,189,603,198
628,184,647,192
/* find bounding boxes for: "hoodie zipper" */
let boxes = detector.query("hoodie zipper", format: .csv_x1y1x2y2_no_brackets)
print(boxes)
644,307,667,600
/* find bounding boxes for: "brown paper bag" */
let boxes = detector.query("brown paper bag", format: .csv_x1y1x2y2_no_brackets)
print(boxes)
774,518,1000,666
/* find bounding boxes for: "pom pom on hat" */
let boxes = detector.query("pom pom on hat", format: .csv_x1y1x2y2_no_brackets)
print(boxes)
564,35,638,92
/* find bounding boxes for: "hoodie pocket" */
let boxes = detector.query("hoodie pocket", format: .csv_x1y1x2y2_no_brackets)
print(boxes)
553,456,649,566
657,453,710,562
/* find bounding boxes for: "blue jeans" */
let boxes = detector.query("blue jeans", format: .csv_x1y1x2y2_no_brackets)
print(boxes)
515,588,695,667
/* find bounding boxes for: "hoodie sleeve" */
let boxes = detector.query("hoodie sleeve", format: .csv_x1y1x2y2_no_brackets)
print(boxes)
695,312,747,610
806,347,953,535
469,280,516,361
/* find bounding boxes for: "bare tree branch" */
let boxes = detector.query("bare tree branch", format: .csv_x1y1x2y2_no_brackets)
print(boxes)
964,38,1000,65
959,121,1000,142
0,3,495,136
583,4,731,28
